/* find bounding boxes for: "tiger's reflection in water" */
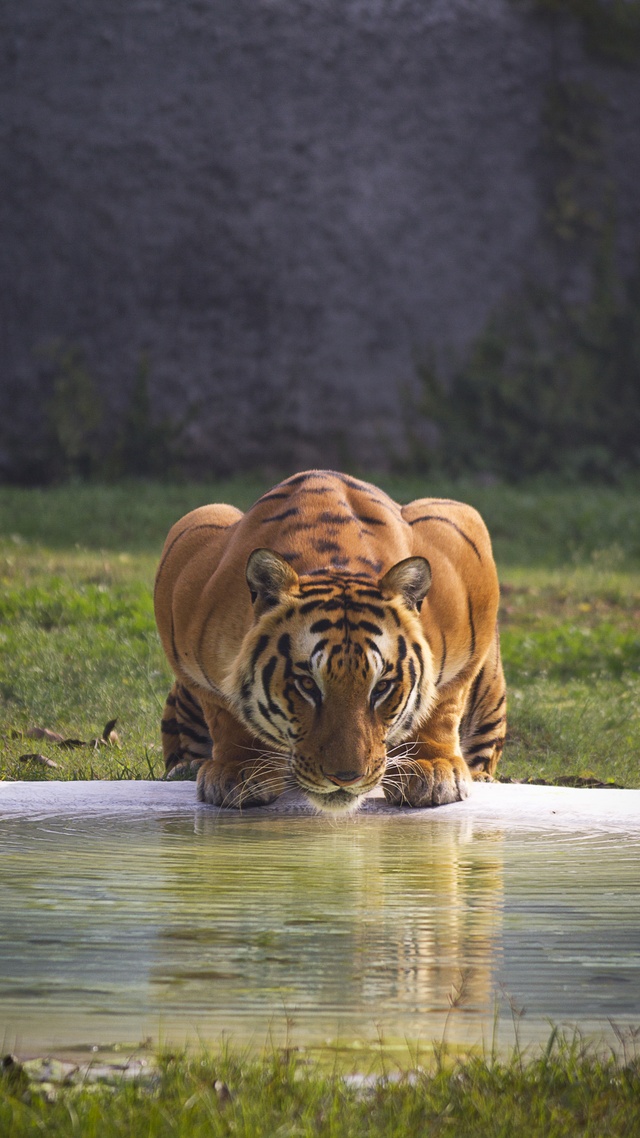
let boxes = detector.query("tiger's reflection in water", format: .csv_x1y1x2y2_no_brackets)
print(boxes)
151,812,504,1045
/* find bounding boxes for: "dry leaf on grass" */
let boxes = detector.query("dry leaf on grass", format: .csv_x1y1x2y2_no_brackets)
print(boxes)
14,719,120,751
102,717,118,740
26,726,66,743
87,719,120,748
18,753,59,769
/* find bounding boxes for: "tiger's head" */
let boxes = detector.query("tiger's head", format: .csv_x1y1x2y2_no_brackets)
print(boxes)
223,548,436,814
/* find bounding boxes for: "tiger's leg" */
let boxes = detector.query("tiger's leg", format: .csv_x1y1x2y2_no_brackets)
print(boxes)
459,627,506,780
196,701,288,808
161,683,213,777
383,683,473,807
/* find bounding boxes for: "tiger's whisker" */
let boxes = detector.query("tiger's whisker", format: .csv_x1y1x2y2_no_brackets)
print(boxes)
233,743,289,759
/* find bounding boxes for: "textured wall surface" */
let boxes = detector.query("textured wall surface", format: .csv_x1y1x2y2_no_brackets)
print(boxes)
2,0,640,475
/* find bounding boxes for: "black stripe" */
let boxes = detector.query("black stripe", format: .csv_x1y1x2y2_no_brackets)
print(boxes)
257,490,290,502
343,601,386,618
170,615,180,672
161,717,181,735
258,695,287,723
392,665,413,722
277,633,291,655
261,654,278,702
261,507,299,523
280,472,313,487
310,618,342,633
250,634,271,673
300,599,330,614
465,737,503,757
468,668,484,712
177,685,203,713
165,750,186,770
261,657,289,719
331,473,400,512
161,718,210,745
357,515,385,526
175,696,207,726
486,692,507,717
309,598,345,613
281,521,316,534
332,600,386,618
313,539,342,554
318,511,353,525
468,597,476,658
307,568,372,580
356,556,384,573
407,515,482,561
356,620,383,635
475,715,507,734
176,695,205,720
332,472,373,491
177,723,211,745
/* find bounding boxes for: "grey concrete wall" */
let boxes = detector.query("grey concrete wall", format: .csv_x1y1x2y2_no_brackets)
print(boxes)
2,0,640,477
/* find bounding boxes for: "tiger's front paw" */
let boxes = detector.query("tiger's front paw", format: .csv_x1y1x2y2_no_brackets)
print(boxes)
382,755,471,808
196,758,286,808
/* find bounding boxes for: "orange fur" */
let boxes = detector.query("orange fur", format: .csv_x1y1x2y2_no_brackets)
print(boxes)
154,471,505,812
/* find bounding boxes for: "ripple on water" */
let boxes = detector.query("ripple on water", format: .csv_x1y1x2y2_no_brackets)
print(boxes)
0,811,638,1052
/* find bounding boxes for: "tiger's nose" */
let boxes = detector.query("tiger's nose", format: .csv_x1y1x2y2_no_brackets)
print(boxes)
323,768,363,787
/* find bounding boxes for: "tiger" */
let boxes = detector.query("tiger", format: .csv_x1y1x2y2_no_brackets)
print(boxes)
153,470,506,813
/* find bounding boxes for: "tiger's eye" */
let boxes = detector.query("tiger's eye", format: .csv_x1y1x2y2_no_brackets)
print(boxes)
373,680,392,698
297,675,318,694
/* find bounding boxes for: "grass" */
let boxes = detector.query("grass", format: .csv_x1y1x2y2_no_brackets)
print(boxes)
497,565,640,786
2,1033,640,1138
1,476,640,785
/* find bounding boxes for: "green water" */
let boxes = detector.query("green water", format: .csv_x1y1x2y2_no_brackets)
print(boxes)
0,811,638,1056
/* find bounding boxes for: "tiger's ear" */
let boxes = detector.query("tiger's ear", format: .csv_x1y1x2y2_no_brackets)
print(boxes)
246,548,299,610
379,557,431,612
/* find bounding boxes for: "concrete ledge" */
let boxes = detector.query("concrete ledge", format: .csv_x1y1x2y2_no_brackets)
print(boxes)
1,779,639,831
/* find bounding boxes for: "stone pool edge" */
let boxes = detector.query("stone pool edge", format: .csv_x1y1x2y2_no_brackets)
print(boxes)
0,779,639,831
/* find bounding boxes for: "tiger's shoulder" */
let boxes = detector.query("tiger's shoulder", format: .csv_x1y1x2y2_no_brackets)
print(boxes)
401,496,496,567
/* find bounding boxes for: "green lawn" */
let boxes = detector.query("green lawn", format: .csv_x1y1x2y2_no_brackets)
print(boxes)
0,477,639,786
2,1035,640,1138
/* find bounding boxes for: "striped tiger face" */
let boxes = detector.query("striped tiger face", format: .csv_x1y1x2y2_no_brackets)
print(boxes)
224,549,436,814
